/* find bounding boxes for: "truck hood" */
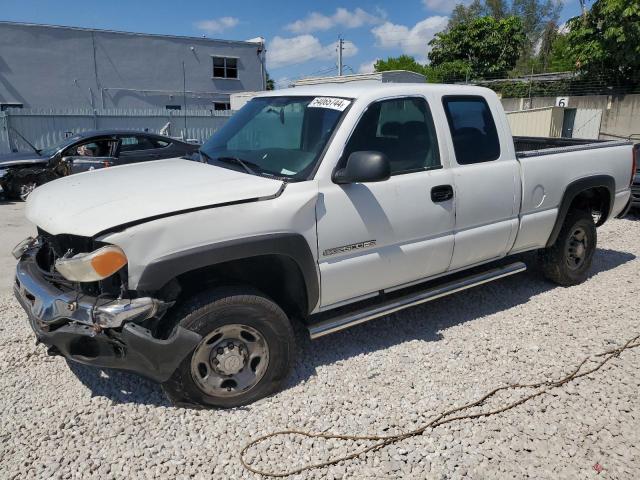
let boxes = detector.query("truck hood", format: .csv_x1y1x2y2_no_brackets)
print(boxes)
26,158,284,237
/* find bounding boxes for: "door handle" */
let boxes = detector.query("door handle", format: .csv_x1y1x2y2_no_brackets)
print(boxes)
431,185,454,203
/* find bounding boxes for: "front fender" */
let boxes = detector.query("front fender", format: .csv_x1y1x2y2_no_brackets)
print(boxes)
136,233,320,313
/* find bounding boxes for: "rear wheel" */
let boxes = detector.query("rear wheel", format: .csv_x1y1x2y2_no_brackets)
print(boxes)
539,209,596,286
162,287,295,408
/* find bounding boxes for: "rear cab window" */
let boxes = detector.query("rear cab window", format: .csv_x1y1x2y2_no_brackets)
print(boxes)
443,96,500,165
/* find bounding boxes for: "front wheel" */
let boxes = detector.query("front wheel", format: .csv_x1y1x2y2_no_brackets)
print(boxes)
9,176,39,201
162,287,295,408
539,209,597,286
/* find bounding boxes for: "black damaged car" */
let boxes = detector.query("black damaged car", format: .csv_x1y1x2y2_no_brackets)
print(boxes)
0,130,199,200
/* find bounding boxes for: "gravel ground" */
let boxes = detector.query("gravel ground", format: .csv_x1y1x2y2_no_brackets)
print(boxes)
0,200,35,295
1,217,639,479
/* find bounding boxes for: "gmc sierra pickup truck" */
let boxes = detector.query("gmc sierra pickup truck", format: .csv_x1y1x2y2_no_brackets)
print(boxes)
13,84,635,408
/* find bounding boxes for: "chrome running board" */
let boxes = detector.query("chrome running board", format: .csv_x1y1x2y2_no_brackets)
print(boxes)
308,262,526,339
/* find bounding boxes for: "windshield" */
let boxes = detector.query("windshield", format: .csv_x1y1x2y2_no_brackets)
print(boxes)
200,96,350,180
38,135,84,157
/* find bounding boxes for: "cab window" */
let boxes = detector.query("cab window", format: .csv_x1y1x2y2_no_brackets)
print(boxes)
443,96,500,165
342,97,440,175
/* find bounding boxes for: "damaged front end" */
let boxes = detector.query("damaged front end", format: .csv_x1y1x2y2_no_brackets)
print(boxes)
13,231,201,382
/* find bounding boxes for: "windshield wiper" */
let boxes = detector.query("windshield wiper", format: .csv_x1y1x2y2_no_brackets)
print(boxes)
212,156,261,176
200,151,290,180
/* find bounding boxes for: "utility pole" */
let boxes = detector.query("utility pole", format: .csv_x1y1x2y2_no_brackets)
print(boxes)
337,37,344,76
182,61,188,140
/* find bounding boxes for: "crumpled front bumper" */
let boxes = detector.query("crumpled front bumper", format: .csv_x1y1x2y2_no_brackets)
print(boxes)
13,249,201,383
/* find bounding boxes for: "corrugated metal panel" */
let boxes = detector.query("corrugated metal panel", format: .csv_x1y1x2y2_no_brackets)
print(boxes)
572,108,602,139
506,107,564,137
0,108,232,154
0,113,10,154
549,107,564,137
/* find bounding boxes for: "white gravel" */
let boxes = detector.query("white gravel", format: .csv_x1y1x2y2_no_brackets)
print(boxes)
1,217,639,479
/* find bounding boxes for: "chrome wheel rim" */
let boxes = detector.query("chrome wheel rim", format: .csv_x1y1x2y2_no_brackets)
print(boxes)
190,324,269,398
566,226,588,270
19,182,37,201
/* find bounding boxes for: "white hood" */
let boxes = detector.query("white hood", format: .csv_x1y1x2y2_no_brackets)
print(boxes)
26,158,284,237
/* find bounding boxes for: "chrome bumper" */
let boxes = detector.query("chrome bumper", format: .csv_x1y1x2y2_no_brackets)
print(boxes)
13,248,201,383
14,248,168,328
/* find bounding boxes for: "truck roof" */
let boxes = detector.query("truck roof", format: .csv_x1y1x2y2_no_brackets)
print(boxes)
256,82,495,100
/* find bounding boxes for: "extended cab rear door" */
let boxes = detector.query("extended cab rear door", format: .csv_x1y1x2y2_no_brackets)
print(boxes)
442,94,521,269
316,95,456,308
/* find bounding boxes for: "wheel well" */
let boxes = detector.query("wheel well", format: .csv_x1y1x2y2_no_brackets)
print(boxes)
568,186,610,226
546,176,614,248
174,255,309,320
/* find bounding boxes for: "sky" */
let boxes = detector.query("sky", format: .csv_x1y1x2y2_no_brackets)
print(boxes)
2,0,583,88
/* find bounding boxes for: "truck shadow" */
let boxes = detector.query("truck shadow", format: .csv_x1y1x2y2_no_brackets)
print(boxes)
286,247,636,391
66,361,172,407
67,247,635,408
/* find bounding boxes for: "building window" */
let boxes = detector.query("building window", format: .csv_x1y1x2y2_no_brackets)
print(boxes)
166,105,182,110
214,102,231,111
212,57,238,79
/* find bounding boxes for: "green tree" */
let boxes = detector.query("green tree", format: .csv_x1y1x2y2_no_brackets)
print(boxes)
374,55,428,76
448,0,562,73
265,72,275,90
449,0,486,28
546,31,575,71
428,16,526,79
510,0,562,53
565,0,640,85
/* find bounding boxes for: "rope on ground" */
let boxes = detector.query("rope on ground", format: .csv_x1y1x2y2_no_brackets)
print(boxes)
240,334,640,478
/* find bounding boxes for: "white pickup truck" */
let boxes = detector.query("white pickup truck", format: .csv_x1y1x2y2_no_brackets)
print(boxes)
13,84,635,408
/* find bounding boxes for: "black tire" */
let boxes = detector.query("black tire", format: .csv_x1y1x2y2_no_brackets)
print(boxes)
161,286,295,409
9,175,38,201
539,209,597,286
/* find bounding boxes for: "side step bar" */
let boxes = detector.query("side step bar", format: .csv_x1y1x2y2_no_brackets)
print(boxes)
309,262,526,339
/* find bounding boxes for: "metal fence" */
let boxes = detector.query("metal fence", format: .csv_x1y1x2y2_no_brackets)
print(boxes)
0,108,233,154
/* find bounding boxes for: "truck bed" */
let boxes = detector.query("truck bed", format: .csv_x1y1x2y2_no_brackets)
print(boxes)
514,136,631,158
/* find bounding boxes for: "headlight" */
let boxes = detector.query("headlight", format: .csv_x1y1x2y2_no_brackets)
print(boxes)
0,168,7,179
12,236,37,259
55,245,127,282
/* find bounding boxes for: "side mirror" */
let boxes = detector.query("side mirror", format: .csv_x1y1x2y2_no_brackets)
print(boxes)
333,151,391,184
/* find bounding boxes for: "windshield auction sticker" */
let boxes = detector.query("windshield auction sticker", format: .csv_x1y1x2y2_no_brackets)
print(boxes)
308,97,351,111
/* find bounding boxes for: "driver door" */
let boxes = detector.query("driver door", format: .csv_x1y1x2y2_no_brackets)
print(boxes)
316,96,456,308
61,138,118,174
